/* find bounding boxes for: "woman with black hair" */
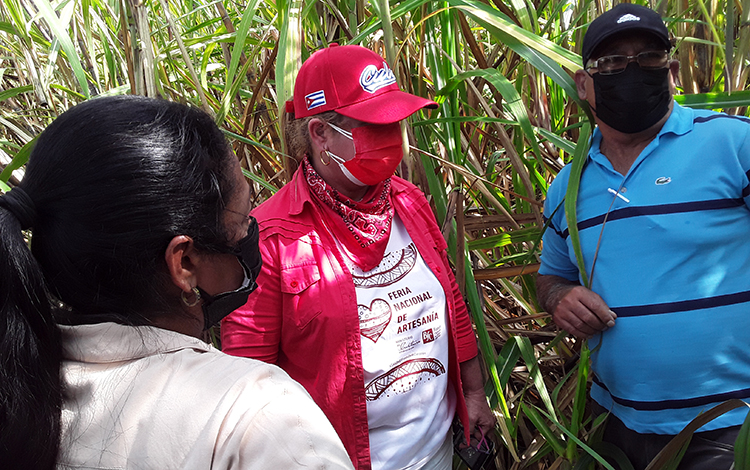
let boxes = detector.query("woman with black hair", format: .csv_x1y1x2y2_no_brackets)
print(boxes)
0,95,352,470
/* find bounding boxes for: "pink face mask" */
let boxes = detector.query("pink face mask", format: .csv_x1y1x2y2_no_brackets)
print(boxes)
326,122,403,186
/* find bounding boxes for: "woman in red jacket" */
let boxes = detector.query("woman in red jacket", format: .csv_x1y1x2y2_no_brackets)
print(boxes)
222,44,495,470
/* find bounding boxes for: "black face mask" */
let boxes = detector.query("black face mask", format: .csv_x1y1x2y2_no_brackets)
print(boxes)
592,63,671,134
198,216,262,330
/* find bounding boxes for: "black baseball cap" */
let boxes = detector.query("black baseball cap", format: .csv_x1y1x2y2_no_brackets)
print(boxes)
581,3,671,68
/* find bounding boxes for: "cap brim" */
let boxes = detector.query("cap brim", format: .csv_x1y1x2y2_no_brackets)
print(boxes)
335,89,438,124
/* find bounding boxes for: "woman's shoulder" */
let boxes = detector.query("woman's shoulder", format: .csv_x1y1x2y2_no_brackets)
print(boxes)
133,344,320,424
201,350,309,398
60,330,349,469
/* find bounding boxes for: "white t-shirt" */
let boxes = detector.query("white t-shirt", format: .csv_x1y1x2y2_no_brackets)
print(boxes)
343,215,455,470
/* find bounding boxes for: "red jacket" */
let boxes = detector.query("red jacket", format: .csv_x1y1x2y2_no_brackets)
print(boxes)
222,168,478,469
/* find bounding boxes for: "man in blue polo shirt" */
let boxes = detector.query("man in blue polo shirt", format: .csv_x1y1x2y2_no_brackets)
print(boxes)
537,4,750,468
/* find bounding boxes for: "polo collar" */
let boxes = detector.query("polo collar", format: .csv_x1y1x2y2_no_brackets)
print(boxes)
589,100,692,170
659,101,693,137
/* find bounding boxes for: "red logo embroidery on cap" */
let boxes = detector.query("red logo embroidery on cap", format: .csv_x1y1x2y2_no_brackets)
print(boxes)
359,62,396,94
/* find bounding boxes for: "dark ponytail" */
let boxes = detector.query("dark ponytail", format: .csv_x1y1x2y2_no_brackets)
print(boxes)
0,207,62,468
0,95,238,468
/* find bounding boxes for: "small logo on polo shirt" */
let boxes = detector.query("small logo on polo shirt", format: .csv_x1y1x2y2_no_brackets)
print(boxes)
617,14,640,23
655,176,671,185
360,62,396,93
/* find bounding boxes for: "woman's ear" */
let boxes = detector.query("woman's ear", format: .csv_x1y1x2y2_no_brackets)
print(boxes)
165,235,198,293
308,118,330,150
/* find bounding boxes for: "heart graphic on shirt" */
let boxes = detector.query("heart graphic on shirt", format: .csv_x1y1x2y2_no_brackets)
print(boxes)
358,299,392,342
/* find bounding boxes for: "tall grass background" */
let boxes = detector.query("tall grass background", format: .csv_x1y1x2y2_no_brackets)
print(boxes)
2,0,750,467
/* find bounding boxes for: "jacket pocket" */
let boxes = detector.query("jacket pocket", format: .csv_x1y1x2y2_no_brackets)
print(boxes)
280,263,322,330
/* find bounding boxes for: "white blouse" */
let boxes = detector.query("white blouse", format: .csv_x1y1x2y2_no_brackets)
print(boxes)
57,322,353,470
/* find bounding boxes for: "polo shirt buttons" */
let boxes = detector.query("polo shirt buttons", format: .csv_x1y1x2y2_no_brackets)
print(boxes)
290,280,298,288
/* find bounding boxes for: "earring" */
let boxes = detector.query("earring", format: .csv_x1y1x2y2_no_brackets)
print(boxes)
319,150,331,166
181,287,201,307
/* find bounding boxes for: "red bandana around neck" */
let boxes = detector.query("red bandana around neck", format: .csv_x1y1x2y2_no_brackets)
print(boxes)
302,157,393,271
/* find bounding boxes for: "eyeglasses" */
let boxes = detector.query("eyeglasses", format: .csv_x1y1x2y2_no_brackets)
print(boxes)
586,50,669,75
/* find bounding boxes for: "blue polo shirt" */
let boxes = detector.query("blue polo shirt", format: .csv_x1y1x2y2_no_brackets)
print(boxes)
540,102,750,433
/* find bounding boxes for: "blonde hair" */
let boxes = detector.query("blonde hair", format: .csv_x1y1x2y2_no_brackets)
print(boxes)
282,102,347,176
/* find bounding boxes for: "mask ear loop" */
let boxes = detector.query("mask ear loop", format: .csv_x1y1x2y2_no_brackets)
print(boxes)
584,69,599,115
325,123,357,157
327,122,353,140
323,121,367,187
323,122,352,165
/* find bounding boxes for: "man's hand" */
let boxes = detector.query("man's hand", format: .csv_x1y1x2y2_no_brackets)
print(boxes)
536,275,616,338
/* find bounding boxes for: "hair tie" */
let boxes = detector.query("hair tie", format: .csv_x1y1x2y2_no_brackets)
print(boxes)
0,187,38,229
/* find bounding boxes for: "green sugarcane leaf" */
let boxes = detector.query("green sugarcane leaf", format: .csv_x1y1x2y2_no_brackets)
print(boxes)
537,127,577,155
675,90,750,109
217,0,262,124
646,400,750,470
517,336,558,421
495,339,522,388
32,0,90,98
521,403,566,456
242,168,277,195
467,226,539,250
537,407,617,470
564,122,591,287
566,342,590,459
735,406,750,470
0,136,37,184
574,442,635,470
437,68,543,164
0,85,33,103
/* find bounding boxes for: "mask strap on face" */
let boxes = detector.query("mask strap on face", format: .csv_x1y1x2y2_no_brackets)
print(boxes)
327,122,353,140
324,148,367,187
322,122,366,186
326,149,346,165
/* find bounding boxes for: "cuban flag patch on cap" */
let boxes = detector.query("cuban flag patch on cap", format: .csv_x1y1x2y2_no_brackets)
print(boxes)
305,90,326,110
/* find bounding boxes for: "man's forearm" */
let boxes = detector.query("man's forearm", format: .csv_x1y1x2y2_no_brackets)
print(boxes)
536,274,579,314
536,274,615,338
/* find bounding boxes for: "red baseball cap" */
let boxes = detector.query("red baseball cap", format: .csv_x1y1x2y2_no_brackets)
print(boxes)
287,44,437,124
